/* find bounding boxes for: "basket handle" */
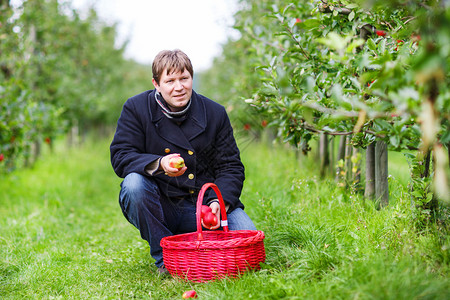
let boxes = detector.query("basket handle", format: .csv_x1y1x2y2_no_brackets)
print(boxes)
196,183,229,240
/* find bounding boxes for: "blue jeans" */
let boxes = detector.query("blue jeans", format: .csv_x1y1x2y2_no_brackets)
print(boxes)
118,172,256,267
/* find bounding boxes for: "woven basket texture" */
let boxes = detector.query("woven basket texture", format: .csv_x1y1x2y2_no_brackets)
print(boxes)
161,230,265,282
160,183,266,282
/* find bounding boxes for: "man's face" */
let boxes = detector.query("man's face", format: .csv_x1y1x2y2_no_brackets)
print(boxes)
152,69,193,112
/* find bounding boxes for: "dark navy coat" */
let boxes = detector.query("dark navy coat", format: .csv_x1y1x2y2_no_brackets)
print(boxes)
110,89,245,211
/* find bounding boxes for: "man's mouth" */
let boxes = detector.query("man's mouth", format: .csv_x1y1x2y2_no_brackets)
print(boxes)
174,93,185,99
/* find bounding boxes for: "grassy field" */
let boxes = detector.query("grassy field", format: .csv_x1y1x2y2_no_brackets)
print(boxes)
1,136,449,299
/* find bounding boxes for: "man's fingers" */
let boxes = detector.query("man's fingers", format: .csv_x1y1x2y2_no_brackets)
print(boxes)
162,154,187,176
166,166,187,177
209,202,220,214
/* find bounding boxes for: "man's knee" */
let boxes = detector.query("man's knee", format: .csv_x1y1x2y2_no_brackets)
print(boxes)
227,208,257,231
121,173,145,197
120,173,159,206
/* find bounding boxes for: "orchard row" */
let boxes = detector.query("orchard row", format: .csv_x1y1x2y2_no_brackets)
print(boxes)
0,0,152,172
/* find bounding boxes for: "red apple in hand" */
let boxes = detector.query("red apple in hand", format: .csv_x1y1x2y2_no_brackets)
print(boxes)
182,290,197,298
200,204,219,229
168,156,185,169
201,205,212,216
202,211,218,229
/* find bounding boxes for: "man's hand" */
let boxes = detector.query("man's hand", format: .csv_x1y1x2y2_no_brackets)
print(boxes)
160,153,187,177
206,201,221,230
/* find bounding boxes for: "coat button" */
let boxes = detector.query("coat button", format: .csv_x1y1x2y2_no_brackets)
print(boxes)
165,148,170,153
188,150,194,155
188,173,194,180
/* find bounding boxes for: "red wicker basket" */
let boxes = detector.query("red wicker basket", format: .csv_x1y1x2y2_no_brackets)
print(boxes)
160,183,265,282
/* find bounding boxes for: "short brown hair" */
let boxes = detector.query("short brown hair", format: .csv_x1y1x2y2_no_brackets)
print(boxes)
152,49,194,85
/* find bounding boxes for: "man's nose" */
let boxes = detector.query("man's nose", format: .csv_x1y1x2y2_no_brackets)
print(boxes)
174,80,183,90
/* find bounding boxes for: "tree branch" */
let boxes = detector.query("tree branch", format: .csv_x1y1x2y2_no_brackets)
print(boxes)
283,22,311,60
245,30,286,52
319,0,352,15
301,102,391,119
302,121,383,138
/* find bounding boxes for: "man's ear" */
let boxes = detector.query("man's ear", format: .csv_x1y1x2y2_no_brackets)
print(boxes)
152,78,159,91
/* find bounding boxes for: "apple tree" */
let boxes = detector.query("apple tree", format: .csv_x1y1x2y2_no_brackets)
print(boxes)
0,0,153,172
201,0,449,209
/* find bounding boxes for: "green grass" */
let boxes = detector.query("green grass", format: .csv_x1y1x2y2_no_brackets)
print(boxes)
1,136,449,299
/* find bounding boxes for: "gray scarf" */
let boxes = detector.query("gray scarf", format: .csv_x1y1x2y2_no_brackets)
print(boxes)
155,91,191,123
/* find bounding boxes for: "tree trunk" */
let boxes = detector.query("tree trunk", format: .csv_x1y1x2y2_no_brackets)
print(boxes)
67,122,80,148
315,138,320,162
353,147,362,192
421,150,439,213
345,139,353,184
365,142,376,200
0,0,12,78
320,133,330,178
335,135,347,183
447,142,450,169
375,141,389,208
422,150,431,178
33,140,41,165
329,136,335,177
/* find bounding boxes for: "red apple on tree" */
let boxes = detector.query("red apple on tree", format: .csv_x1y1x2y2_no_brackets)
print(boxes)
0,153,4,162
376,30,386,37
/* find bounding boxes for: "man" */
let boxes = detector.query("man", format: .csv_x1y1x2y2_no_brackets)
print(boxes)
110,49,256,275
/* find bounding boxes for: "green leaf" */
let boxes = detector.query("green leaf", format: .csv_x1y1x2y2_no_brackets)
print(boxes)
306,76,316,93
300,18,321,29
282,3,294,15
271,4,279,13
349,77,361,91
412,190,423,198
346,39,365,53
390,135,400,148
348,11,355,22
346,4,359,9
378,38,386,54
367,38,377,51
288,18,297,29
303,107,314,124
439,128,450,144
316,32,351,51
374,119,393,131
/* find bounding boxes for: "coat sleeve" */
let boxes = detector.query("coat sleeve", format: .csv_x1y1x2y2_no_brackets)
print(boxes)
110,98,160,178
205,108,245,210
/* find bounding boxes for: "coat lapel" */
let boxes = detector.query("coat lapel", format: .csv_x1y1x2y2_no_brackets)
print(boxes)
149,90,206,150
